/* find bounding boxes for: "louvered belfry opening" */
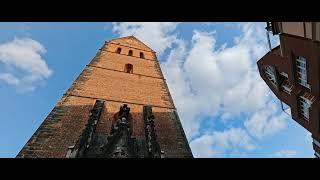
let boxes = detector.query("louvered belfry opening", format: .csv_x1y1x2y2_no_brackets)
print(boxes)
140,52,144,59
128,50,133,56
116,47,121,54
124,63,133,73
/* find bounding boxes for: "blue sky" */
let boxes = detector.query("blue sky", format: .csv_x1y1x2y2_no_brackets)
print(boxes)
0,22,314,158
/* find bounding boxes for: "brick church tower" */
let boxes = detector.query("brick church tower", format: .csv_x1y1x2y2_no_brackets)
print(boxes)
17,36,193,158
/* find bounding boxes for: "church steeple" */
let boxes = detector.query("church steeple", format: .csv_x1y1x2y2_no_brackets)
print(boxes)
16,36,193,158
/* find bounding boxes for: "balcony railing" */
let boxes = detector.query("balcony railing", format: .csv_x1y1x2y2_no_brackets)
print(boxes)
281,80,293,95
301,91,316,104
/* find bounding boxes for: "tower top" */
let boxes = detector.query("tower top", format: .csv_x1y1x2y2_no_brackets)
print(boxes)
106,36,155,53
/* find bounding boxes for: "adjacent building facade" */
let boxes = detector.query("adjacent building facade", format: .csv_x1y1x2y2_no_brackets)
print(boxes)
257,22,320,158
17,36,193,158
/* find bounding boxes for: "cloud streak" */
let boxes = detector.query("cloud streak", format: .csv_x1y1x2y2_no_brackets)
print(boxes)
190,128,256,157
272,150,298,158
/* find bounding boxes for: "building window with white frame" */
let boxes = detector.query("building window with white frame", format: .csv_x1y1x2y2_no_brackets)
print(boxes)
296,56,310,89
264,65,278,87
299,96,311,120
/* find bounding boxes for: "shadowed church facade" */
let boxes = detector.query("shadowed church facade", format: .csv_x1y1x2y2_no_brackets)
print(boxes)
17,36,193,158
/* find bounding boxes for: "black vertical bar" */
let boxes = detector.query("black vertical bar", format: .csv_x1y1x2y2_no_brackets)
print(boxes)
143,105,161,158
72,99,105,158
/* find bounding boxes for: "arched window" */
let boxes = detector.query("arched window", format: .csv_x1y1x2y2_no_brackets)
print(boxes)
116,47,122,54
124,64,133,73
140,52,145,59
128,50,133,56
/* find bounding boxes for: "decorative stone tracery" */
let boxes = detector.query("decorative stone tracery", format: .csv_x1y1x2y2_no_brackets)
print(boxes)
67,103,163,158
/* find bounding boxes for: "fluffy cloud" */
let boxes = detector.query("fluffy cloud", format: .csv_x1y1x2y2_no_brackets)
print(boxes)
0,73,19,85
190,128,256,158
161,23,289,156
244,100,288,139
0,37,52,91
112,22,179,56
162,23,283,137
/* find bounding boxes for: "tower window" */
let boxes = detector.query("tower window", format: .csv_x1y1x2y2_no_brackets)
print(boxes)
116,47,121,54
296,56,310,89
128,50,133,56
140,52,145,59
124,64,133,73
299,96,311,120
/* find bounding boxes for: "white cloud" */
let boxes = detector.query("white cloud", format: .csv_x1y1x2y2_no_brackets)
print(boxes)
244,101,288,139
112,22,179,56
273,150,298,158
0,37,52,91
189,134,216,157
162,23,279,137
160,22,289,156
190,128,256,158
0,73,19,85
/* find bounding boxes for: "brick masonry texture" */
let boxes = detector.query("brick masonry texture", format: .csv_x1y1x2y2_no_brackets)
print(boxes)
17,36,193,158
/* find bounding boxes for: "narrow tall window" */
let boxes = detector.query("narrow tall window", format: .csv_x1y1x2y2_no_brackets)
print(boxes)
116,47,121,54
299,96,311,120
264,65,277,87
128,50,133,56
124,64,133,73
140,52,145,59
296,56,310,89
